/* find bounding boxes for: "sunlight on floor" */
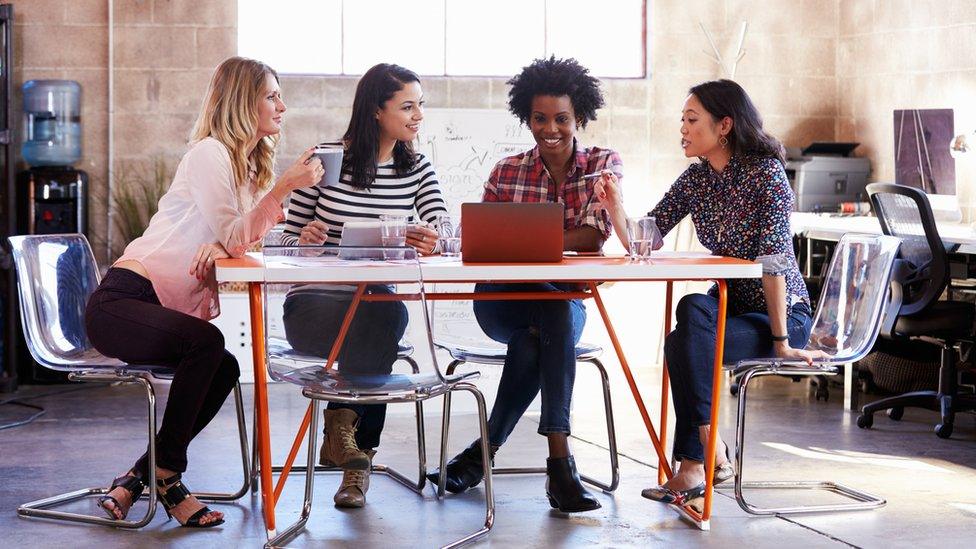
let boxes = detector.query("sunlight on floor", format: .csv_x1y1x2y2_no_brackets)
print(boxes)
948,502,976,516
761,442,950,473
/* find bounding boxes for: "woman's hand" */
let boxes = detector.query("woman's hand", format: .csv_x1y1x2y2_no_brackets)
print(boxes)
593,171,631,253
298,219,328,245
189,242,230,280
276,148,323,195
772,341,830,365
593,171,623,214
406,224,438,255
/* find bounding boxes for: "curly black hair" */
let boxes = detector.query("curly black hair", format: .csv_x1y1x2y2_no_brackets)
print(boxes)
507,56,605,129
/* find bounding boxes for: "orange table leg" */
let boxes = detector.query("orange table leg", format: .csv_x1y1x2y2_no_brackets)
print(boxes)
248,282,276,533
272,283,367,503
658,281,673,485
701,279,728,524
588,282,672,479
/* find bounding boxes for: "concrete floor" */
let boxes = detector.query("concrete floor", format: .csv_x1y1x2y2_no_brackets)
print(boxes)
1,367,974,549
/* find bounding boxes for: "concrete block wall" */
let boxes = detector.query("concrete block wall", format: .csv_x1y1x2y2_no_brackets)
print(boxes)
12,0,975,254
836,0,976,218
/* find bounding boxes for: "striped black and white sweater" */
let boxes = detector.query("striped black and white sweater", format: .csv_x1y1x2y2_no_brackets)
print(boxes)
282,153,447,246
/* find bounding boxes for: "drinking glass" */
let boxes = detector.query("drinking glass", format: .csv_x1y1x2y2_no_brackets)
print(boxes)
627,216,659,261
380,214,408,260
435,214,461,258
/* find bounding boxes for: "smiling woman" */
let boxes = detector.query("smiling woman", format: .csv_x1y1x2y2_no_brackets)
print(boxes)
278,62,448,510
427,56,622,514
82,57,322,529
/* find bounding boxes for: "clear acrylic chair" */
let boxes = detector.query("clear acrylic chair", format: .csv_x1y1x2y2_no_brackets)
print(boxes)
726,233,898,515
431,287,620,493
247,227,421,493
260,245,493,549
8,234,250,528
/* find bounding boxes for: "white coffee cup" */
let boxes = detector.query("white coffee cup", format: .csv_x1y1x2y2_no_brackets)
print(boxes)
313,142,344,187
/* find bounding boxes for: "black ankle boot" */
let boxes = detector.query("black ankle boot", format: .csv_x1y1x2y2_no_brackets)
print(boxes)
426,439,496,494
546,456,601,512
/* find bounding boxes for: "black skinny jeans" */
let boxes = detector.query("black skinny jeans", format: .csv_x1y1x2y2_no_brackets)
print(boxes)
84,268,240,478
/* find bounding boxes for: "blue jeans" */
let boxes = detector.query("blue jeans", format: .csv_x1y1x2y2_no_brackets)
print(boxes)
473,283,586,446
664,293,813,462
282,286,408,449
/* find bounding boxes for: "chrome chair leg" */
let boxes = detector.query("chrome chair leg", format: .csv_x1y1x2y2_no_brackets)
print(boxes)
444,357,619,492
441,383,494,549
731,366,886,515
195,381,251,502
250,405,260,494
265,400,320,549
18,374,160,528
578,358,619,492
436,366,458,498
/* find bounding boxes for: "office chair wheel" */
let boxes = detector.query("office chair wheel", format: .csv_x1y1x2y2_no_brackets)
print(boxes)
815,387,829,402
730,383,740,396
935,422,953,439
856,413,873,429
887,407,903,421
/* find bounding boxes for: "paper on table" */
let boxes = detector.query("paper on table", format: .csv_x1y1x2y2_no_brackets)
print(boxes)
649,251,719,259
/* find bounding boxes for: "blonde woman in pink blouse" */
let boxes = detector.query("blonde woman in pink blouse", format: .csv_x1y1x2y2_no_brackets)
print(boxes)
84,57,320,528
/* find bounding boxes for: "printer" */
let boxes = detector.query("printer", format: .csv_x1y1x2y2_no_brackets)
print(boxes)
785,142,871,212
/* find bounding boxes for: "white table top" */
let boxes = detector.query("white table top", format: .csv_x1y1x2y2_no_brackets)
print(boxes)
791,212,976,253
216,251,762,284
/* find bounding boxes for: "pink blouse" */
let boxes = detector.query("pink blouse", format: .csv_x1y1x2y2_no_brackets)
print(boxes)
116,137,283,320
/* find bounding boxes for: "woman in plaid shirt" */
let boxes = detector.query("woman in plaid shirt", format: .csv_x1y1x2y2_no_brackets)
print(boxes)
428,57,621,513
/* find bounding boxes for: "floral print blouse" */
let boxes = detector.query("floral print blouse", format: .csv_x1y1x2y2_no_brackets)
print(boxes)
649,155,809,316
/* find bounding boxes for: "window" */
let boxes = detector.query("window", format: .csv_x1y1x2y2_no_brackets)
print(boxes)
238,0,646,78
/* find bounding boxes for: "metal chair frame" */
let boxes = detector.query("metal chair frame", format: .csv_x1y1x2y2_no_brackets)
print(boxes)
724,234,898,515
248,344,425,496
259,246,493,549
9,234,250,529
440,348,620,493
430,287,620,494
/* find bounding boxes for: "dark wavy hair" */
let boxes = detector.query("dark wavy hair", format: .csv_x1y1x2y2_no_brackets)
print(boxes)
507,56,604,128
688,79,785,166
342,63,420,189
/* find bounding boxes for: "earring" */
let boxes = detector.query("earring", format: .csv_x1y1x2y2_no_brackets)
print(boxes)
719,135,728,149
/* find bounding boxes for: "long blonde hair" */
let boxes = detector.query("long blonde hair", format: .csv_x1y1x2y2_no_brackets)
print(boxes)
190,57,279,191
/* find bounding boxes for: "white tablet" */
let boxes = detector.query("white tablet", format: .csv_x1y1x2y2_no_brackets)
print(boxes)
338,221,383,259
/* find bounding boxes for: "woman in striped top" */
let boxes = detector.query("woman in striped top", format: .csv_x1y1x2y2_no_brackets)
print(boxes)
280,63,445,509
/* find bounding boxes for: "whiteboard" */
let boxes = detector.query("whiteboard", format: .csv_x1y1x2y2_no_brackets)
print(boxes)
417,108,537,216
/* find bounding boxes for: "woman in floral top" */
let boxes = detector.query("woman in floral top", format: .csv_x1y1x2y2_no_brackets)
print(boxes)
596,79,826,507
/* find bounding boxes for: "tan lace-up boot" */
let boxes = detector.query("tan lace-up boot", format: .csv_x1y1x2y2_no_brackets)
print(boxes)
319,408,370,470
334,449,376,508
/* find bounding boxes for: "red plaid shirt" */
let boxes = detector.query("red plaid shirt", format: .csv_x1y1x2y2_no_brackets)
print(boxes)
483,140,623,238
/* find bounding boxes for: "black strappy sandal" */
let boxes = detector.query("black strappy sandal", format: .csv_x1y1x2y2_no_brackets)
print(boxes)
156,473,224,528
98,473,145,520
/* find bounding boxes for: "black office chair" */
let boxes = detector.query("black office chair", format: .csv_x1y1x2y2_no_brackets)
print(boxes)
856,183,976,438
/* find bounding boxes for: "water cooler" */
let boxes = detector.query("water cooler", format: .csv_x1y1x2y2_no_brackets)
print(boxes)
17,80,87,236
9,80,88,384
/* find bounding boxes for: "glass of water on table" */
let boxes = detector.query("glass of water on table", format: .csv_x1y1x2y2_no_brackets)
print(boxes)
435,214,461,258
627,216,659,261
379,214,409,260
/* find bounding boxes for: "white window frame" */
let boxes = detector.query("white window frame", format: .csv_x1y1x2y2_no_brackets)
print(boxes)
237,0,648,79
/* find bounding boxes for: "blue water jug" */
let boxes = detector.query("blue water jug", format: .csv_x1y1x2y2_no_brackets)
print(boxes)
22,80,82,167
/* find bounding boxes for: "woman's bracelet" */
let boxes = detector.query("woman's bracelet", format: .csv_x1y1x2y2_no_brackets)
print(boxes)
771,334,789,342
